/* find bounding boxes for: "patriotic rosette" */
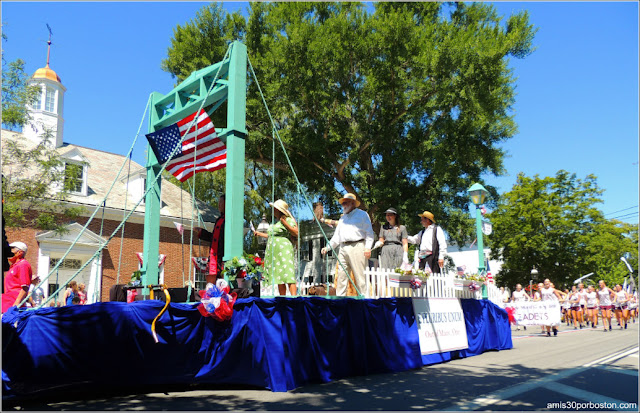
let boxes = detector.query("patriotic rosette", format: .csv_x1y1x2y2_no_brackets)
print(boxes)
197,279,237,322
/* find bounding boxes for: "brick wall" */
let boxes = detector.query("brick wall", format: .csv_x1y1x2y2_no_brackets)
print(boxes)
5,212,211,302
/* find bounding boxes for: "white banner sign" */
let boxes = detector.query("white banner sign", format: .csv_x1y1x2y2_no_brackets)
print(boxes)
412,298,469,355
509,301,561,326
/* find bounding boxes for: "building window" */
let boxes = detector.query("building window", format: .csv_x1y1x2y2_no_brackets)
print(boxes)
48,283,59,298
193,258,208,292
32,88,42,110
301,240,313,261
50,258,82,270
45,87,56,113
320,238,333,257
64,162,85,194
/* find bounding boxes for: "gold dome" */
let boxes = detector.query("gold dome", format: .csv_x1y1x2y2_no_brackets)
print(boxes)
32,65,62,83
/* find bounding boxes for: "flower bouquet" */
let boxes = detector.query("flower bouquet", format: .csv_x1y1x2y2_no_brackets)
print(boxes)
394,263,431,290
223,252,265,291
223,253,264,281
197,279,237,322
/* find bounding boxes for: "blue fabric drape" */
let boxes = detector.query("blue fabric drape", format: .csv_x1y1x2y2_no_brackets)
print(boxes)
2,297,510,400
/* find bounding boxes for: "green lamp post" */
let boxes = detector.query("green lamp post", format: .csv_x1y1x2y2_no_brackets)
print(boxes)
468,183,490,299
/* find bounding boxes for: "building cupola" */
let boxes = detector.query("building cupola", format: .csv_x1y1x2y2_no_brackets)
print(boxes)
24,26,66,148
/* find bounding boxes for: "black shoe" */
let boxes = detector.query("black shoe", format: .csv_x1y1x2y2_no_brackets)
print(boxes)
523,326,526,330
609,326,612,331
625,324,628,329
553,328,558,336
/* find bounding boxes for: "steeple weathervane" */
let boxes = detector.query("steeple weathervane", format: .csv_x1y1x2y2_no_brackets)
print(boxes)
46,23,53,67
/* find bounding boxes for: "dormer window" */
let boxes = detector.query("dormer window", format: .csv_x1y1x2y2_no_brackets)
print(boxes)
64,161,87,195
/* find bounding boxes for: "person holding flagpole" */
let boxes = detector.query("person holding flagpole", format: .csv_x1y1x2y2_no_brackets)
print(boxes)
195,195,225,284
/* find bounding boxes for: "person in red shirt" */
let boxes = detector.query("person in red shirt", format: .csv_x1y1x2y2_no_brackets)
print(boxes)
2,241,33,313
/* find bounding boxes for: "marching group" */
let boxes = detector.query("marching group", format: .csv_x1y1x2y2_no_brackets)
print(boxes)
506,279,637,336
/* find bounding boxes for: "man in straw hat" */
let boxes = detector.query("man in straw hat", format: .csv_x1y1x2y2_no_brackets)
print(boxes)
407,211,448,273
321,193,374,296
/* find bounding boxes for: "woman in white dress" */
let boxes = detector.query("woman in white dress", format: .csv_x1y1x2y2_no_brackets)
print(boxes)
540,279,564,336
511,284,530,331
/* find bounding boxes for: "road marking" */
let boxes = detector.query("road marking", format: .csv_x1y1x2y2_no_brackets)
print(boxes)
584,347,639,367
439,366,590,411
540,382,631,406
439,347,640,411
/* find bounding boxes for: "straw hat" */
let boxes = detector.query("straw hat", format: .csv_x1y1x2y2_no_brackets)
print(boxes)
269,199,291,217
338,193,360,208
417,211,436,223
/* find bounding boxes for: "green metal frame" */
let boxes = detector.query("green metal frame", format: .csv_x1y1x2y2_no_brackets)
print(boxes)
142,41,247,293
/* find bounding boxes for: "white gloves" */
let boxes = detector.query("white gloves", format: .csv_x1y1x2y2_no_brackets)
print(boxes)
402,251,409,265
321,247,329,255
373,240,384,250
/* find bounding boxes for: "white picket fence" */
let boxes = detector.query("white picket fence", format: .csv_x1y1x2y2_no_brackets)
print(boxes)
260,267,504,307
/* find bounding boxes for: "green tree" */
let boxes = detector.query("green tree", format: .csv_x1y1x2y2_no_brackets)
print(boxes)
1,44,84,232
2,128,85,232
162,2,537,242
489,170,638,289
2,58,40,130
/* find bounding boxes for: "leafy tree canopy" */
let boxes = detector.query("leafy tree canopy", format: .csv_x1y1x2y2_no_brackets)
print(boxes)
1,45,84,233
161,2,537,242
489,170,638,290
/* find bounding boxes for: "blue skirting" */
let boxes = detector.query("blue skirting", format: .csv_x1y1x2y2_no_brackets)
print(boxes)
2,297,511,399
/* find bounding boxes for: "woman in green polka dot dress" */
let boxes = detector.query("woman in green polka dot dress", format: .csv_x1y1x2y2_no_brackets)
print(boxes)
252,199,298,296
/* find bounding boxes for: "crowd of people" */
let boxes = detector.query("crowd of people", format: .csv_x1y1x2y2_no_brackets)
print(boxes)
2,237,89,312
504,279,637,336
250,192,448,296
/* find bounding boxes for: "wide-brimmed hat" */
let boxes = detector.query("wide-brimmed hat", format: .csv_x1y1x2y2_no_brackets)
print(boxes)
417,211,436,223
384,208,398,215
269,199,291,217
338,193,360,207
9,241,27,254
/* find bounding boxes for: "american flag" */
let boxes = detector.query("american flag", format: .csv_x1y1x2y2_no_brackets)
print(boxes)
146,109,226,182
457,266,466,276
485,258,494,283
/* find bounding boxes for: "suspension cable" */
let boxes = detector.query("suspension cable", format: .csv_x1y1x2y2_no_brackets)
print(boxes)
247,55,362,297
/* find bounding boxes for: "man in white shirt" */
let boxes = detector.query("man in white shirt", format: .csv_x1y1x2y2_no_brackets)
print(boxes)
407,211,447,273
27,276,46,308
321,193,374,296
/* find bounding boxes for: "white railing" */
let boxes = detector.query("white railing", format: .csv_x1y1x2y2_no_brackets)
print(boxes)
259,267,503,307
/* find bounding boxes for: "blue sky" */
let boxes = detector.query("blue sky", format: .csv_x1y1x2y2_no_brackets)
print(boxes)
2,1,638,223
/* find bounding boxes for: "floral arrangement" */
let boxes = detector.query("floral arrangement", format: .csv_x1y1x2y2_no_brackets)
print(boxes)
223,252,265,282
463,273,486,283
197,279,237,322
394,263,431,290
468,281,481,291
129,270,142,287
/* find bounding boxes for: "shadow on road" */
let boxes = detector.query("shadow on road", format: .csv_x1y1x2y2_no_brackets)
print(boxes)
6,355,637,411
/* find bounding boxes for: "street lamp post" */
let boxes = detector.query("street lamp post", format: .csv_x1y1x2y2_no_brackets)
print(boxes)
256,214,269,256
468,183,490,299
530,268,538,299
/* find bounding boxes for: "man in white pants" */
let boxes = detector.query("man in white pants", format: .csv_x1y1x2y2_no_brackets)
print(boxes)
321,193,374,296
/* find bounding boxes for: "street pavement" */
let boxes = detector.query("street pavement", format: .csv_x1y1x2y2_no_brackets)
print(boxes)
4,319,639,411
